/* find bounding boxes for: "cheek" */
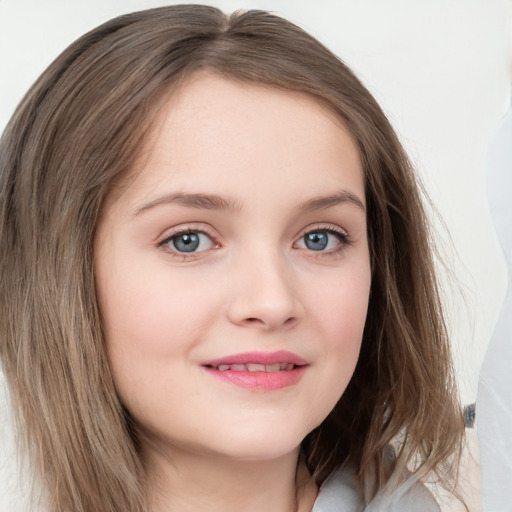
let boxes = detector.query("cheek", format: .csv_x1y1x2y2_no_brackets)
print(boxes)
310,265,370,343
301,264,370,419
100,260,220,359
98,271,217,416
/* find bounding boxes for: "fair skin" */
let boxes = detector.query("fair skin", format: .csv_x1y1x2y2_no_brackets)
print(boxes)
94,74,371,512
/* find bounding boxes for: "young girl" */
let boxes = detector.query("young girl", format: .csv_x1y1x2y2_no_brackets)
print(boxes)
0,5,466,512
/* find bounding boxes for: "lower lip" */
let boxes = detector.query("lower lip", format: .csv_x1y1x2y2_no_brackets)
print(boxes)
203,366,307,391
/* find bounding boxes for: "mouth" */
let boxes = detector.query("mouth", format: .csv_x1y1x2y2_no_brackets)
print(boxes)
201,351,308,391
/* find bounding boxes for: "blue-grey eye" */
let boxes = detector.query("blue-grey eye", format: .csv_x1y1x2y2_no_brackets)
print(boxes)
305,232,328,251
297,230,343,252
167,231,213,253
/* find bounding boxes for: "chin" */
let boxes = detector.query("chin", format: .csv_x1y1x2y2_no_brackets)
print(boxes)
138,403,328,463
202,424,311,461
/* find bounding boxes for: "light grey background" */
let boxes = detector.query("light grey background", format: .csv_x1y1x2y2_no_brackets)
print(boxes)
1,1,510,510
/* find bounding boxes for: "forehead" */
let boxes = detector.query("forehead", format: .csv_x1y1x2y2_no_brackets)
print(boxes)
117,73,364,209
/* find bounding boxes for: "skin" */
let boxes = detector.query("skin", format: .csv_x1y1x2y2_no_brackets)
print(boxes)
94,74,371,512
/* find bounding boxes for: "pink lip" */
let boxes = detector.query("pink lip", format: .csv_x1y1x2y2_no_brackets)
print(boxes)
201,351,308,391
201,351,308,367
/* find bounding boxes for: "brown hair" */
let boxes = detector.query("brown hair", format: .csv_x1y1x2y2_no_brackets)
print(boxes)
0,5,464,511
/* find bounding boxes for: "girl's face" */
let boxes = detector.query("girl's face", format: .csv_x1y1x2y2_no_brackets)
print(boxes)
95,74,371,462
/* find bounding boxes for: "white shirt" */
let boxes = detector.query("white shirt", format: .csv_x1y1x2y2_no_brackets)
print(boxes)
312,466,440,512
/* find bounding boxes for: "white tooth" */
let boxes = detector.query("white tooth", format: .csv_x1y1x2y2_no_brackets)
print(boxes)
285,363,294,371
279,363,288,370
246,363,265,372
217,364,229,371
266,364,281,372
230,364,246,371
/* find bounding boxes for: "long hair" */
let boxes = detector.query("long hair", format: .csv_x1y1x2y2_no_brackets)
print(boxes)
0,5,464,511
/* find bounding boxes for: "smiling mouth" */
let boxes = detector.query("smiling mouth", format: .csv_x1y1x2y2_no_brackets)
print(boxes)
201,351,308,390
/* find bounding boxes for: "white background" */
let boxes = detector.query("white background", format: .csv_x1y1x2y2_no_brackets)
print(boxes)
0,1,510,510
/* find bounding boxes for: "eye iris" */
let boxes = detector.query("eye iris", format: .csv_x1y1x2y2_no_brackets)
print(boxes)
305,232,328,251
173,233,200,252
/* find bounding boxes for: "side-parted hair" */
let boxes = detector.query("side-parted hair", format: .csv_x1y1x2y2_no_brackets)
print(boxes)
0,5,464,512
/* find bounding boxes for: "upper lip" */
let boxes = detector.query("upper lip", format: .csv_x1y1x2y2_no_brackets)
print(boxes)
201,351,308,367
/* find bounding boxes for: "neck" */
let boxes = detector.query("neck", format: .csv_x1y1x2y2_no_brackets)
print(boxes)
145,443,317,512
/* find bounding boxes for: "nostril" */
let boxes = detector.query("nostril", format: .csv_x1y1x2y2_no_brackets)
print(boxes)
245,317,264,324
240,316,299,330
243,316,297,327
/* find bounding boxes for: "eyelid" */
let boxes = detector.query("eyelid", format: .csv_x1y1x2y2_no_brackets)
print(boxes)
157,224,221,257
296,224,351,241
294,224,353,252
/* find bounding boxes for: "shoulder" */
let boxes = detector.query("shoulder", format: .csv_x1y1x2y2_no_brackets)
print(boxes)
312,466,440,512
312,465,364,512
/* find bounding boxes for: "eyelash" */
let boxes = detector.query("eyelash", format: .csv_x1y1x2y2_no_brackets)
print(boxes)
296,225,353,256
158,227,217,260
157,224,353,260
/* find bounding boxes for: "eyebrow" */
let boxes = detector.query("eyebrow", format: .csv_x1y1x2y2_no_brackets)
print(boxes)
134,189,365,217
299,191,365,212
134,192,242,216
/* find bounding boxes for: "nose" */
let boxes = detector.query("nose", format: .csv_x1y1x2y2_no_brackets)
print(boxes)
226,249,304,331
